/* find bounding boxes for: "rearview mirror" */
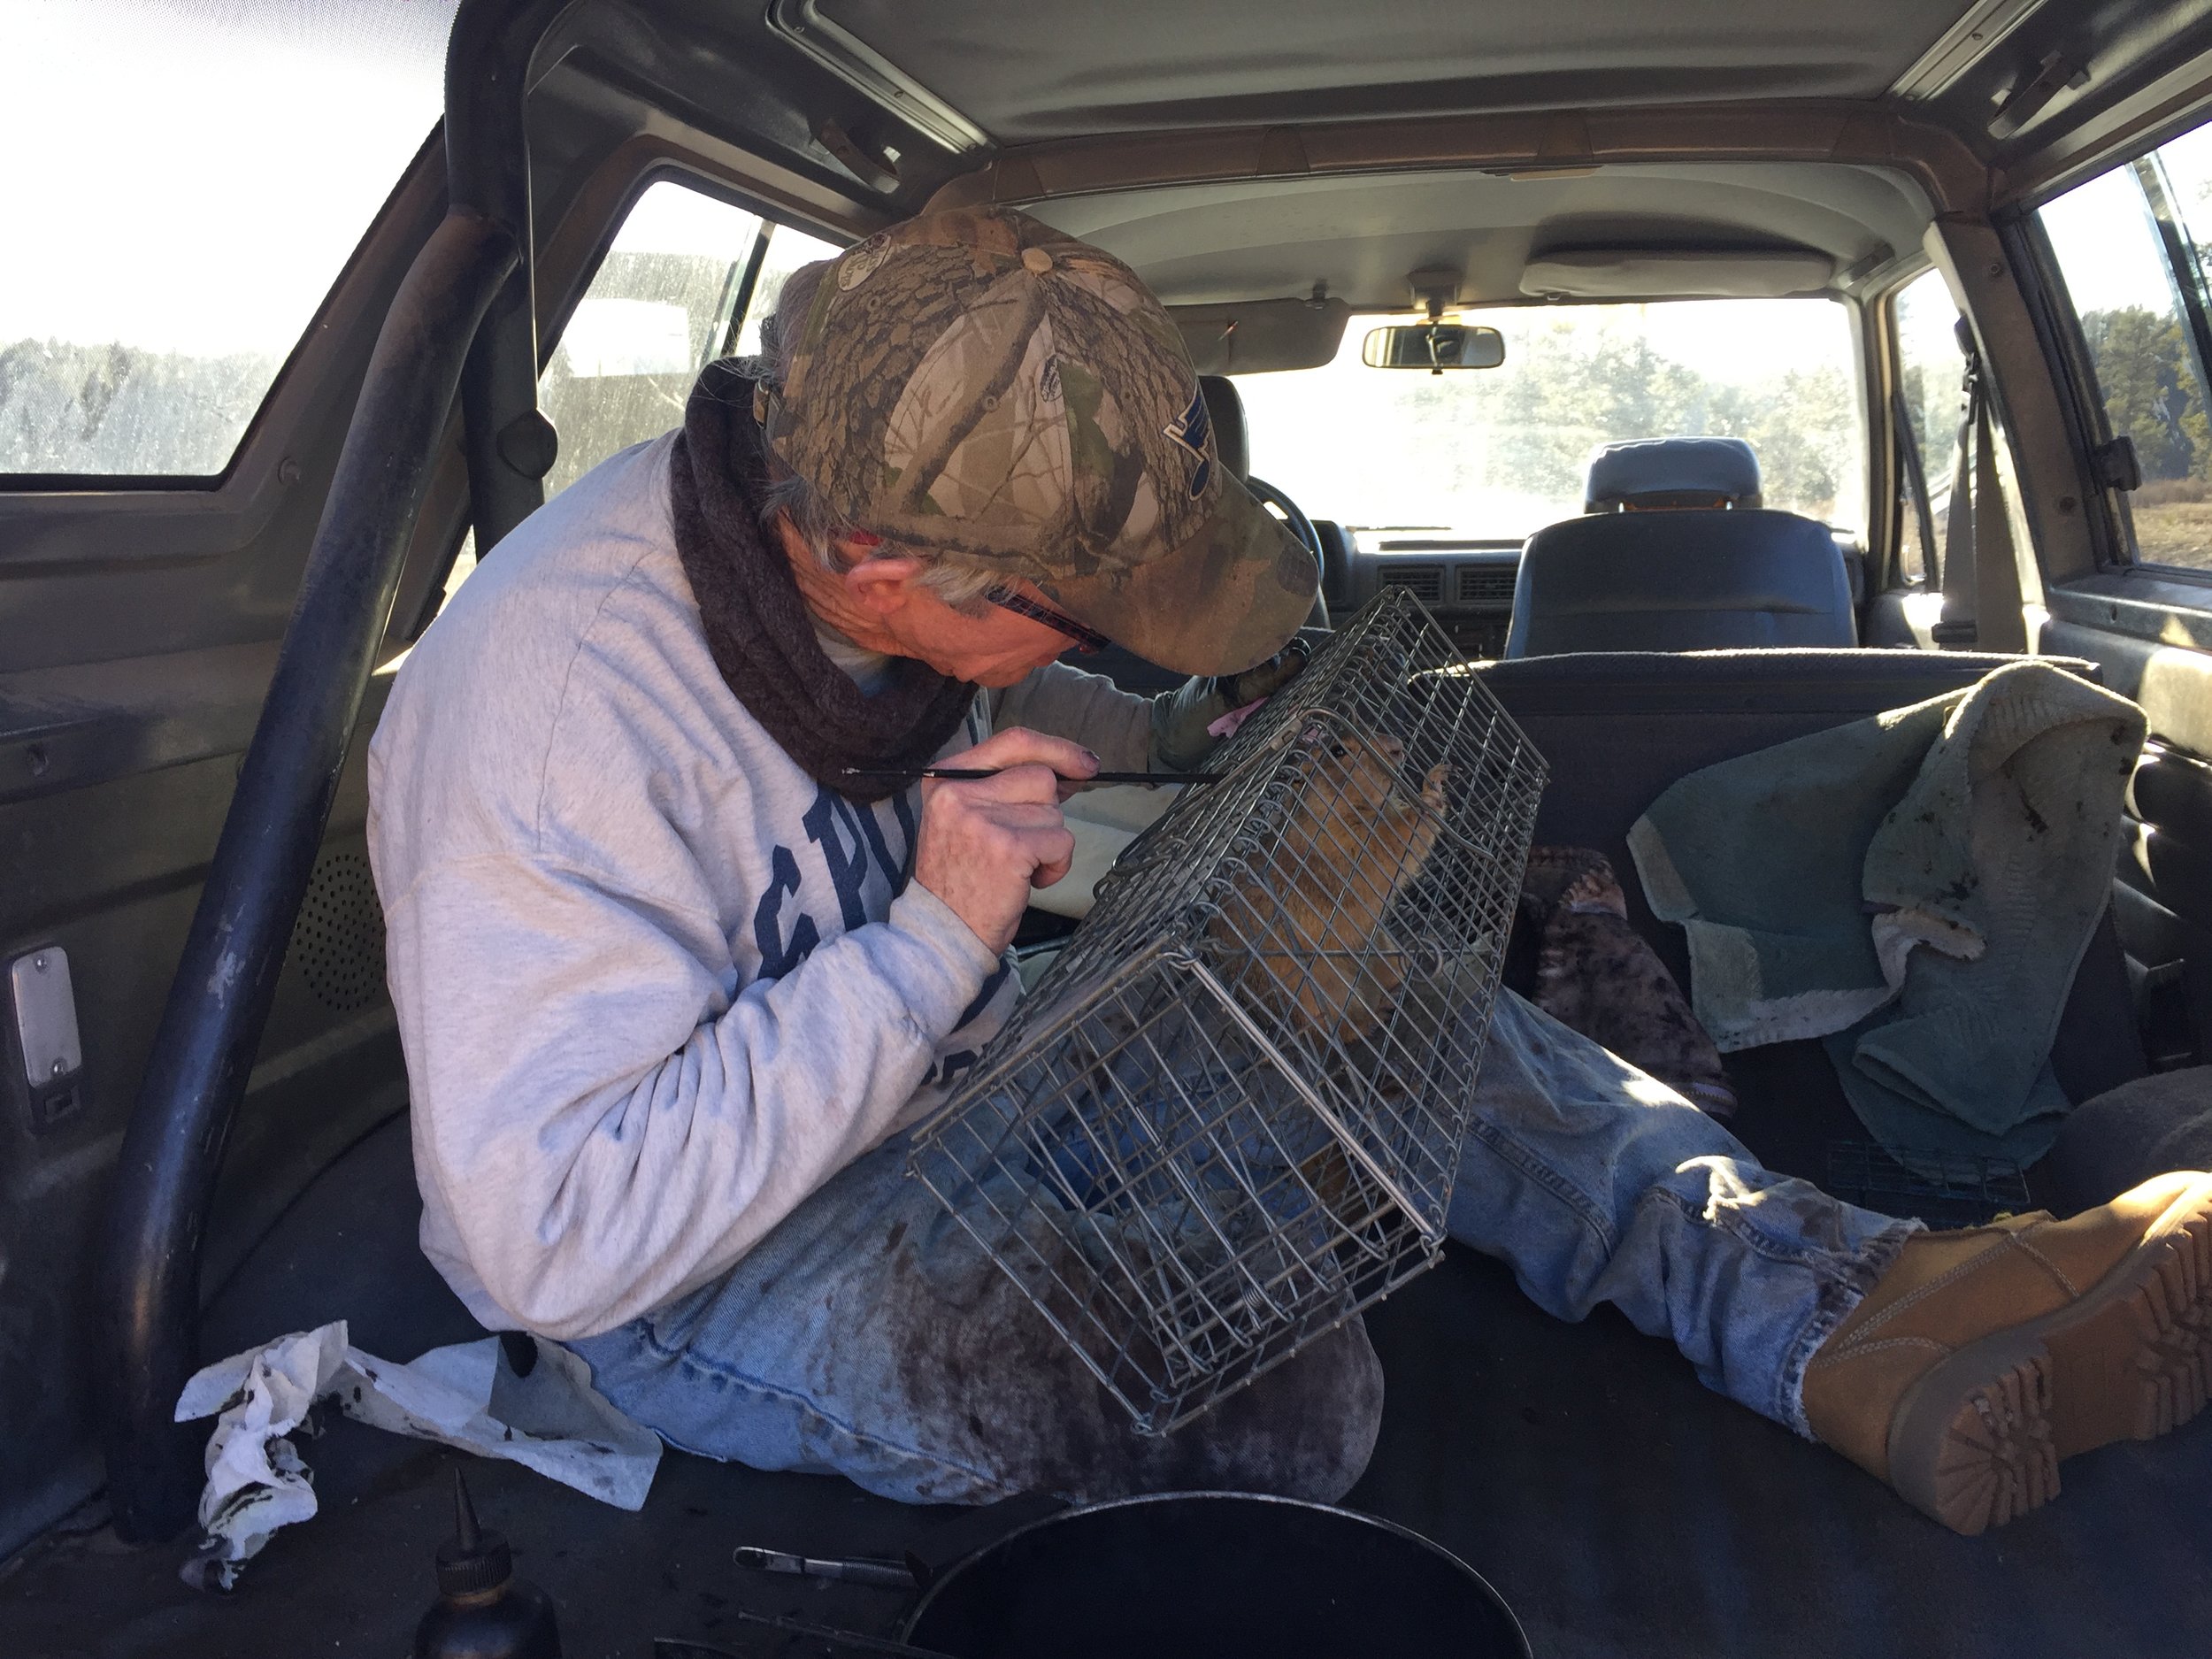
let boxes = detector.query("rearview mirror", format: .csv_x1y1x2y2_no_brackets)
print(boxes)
1362,323,1506,372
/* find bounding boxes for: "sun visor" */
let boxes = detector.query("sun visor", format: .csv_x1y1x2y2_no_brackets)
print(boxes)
1521,250,1837,300
1173,298,1353,374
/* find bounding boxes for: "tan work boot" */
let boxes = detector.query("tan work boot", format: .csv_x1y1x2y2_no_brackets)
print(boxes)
1804,1171,2212,1535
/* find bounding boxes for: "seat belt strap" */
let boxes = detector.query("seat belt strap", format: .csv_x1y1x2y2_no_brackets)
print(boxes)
1933,346,1982,649
1969,379,2029,653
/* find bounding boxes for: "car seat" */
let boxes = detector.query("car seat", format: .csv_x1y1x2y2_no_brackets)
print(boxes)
1505,436,1855,657
1584,434,1763,511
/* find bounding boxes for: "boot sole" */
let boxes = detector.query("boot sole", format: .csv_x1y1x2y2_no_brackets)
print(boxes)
1886,1179,2212,1535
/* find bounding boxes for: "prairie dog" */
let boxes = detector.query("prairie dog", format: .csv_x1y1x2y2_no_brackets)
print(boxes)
1211,729,1450,1045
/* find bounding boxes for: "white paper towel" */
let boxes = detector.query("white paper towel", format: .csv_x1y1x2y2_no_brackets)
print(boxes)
173,1320,659,1588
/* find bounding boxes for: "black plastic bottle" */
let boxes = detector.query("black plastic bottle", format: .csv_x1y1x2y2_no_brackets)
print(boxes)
412,1470,563,1659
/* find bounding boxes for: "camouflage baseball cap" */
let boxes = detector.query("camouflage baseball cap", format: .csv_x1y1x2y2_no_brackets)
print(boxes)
757,206,1317,676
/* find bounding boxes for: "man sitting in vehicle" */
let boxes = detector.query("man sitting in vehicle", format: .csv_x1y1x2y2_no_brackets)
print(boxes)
368,206,2212,1537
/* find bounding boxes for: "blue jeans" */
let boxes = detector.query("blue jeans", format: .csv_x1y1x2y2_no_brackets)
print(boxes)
566,992,1917,1505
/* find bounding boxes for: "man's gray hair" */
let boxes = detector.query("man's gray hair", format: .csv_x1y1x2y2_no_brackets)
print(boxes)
757,257,1000,610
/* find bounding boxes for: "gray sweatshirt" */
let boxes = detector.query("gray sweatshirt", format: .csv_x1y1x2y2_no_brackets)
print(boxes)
367,434,1153,1339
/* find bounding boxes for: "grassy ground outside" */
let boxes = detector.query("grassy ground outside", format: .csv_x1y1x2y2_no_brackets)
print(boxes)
2131,500,2212,570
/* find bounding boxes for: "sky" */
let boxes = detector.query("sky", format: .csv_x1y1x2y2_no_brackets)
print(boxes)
0,0,457,357
2039,121,2212,316
2042,168,2177,316
610,183,764,257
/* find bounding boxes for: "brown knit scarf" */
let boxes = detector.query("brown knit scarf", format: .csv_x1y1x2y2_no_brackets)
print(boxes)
668,359,977,804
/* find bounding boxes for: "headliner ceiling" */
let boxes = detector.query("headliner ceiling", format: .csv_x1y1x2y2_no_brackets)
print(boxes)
1025,163,1934,307
810,0,1976,142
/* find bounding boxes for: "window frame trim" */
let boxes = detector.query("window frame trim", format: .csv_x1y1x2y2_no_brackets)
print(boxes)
1865,261,1961,596
2131,150,2212,434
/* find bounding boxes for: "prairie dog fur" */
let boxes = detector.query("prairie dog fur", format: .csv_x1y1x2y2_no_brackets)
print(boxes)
1212,729,1450,1045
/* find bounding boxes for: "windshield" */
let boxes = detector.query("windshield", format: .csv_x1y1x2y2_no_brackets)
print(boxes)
1236,298,1865,541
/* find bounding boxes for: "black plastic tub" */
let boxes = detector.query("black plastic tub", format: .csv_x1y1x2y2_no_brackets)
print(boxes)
902,1492,1532,1659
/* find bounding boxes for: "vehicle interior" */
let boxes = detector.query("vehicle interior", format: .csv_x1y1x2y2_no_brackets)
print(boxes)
8,0,2212,1652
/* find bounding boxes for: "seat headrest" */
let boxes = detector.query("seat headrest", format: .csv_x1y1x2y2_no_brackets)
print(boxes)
1586,436,1761,512
1198,373,1249,482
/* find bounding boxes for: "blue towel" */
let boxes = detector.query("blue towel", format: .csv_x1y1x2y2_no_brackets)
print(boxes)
1629,660,2144,1172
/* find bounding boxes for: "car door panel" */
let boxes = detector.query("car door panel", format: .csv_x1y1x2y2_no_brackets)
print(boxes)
2026,122,2212,1070
0,148,444,1557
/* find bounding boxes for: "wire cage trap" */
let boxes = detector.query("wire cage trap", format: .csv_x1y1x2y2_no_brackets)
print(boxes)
909,588,1548,1434
1824,1140,2034,1230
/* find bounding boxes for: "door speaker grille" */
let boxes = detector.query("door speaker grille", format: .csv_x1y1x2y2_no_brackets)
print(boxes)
288,851,388,1012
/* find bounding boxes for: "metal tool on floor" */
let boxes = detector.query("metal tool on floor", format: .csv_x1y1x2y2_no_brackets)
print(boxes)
657,1614,962,1659
732,1545,916,1588
731,1490,1064,1598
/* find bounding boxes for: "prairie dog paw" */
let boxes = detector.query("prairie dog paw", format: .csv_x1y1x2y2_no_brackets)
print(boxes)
1420,763,1450,813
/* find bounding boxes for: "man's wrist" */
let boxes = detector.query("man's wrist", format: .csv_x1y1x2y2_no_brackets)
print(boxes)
887,884,1004,995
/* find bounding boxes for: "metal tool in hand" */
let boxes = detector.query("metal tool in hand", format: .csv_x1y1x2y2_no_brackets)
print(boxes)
841,766,1220,786
908,589,1546,1434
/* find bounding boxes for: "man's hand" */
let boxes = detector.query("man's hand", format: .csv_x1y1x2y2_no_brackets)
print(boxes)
911,727,1098,954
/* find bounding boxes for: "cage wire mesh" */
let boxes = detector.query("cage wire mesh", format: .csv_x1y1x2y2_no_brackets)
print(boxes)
910,589,1548,1433
1824,1140,2033,1230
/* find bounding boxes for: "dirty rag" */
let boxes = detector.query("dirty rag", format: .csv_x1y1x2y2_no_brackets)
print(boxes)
1509,846,1737,1116
1628,659,2143,1170
173,1320,659,1589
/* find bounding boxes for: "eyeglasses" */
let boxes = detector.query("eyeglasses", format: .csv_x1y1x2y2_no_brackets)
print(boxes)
986,583,1113,654
844,529,1112,654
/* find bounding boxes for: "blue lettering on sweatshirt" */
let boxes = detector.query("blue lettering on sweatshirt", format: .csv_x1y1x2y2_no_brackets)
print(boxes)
751,845,818,978
803,791,873,931
752,786,926,979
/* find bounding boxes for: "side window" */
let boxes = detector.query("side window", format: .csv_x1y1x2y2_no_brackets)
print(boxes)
0,0,456,478
1889,270,1964,587
438,183,840,599
2039,129,2212,571
538,182,839,500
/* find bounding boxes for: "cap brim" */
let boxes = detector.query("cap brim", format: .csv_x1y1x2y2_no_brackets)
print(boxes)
1037,480,1320,677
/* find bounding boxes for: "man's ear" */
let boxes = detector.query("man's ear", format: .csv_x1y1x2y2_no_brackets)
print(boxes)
841,548,926,617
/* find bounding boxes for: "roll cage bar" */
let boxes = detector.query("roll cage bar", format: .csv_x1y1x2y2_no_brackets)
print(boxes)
100,0,576,1542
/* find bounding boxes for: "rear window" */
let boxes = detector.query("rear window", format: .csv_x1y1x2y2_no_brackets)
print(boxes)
0,0,456,480
1236,297,1865,541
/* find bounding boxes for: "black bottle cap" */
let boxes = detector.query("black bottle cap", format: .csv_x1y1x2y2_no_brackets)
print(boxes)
435,1469,514,1597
